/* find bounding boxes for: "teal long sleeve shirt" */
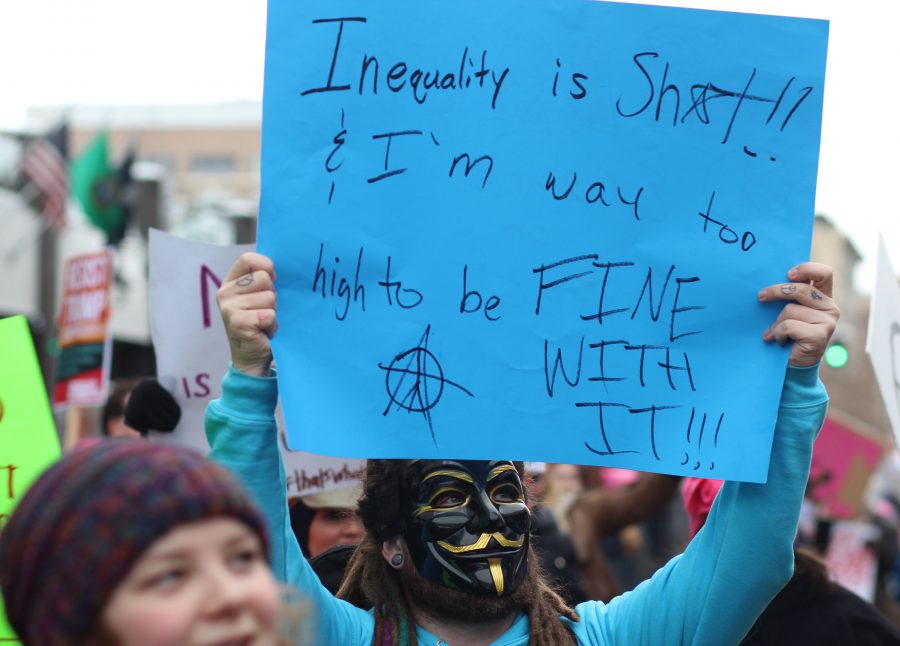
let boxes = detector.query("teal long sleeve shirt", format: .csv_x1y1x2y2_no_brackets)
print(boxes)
206,364,827,645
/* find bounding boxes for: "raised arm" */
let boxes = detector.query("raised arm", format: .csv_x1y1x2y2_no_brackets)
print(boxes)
569,262,839,645
204,252,373,644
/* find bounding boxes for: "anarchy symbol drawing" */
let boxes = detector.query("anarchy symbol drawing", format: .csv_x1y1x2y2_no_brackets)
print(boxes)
379,325,474,444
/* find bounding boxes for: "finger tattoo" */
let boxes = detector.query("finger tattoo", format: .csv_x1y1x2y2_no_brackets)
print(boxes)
236,273,255,287
810,289,823,301
780,284,797,295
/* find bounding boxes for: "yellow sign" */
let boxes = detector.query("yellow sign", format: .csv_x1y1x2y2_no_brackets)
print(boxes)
0,316,62,642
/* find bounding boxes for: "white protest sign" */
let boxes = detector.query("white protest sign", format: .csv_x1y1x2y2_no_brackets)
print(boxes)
148,229,366,496
865,235,900,445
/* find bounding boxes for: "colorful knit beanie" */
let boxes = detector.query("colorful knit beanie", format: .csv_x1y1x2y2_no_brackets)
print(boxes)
0,440,269,645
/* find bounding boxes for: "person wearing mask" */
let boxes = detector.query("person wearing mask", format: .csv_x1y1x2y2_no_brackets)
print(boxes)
208,252,837,645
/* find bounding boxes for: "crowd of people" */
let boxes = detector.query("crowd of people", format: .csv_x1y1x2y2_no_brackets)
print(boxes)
3,255,900,645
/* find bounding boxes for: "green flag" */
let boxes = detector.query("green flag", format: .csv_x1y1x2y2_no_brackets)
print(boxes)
70,131,125,236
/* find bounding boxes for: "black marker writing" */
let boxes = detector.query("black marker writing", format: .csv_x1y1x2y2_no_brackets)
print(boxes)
368,130,423,184
312,243,366,321
301,17,366,96
303,22,510,110
379,256,423,309
544,337,584,397
379,325,474,443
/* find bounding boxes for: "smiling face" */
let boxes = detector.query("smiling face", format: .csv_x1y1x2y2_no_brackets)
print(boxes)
99,518,279,646
404,460,531,597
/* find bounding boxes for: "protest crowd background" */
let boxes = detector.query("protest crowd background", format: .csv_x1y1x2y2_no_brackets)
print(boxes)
2,1,900,645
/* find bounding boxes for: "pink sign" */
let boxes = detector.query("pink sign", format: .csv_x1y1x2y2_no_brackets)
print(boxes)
809,417,885,519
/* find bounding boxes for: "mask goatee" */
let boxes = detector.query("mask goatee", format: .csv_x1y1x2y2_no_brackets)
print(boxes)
400,548,537,623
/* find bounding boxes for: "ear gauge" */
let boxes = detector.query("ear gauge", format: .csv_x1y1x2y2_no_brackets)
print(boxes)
390,553,404,568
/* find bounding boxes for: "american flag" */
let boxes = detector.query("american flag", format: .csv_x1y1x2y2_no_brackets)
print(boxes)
22,122,68,229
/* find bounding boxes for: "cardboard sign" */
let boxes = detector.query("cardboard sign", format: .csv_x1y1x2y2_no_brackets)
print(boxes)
866,236,900,446
810,417,885,520
148,229,365,497
53,250,114,408
0,316,62,641
260,0,828,482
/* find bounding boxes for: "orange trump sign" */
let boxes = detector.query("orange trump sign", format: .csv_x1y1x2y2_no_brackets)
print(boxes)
53,250,114,408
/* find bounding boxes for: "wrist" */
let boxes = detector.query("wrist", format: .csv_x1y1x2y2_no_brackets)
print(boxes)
232,358,272,377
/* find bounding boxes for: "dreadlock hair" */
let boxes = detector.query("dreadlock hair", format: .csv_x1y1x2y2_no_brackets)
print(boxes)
336,459,579,646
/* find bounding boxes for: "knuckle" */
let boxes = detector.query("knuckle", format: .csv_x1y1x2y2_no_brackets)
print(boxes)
254,270,273,289
784,303,803,317
236,312,258,332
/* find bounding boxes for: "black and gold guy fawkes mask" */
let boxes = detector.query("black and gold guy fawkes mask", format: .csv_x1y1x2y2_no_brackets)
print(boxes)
404,460,531,597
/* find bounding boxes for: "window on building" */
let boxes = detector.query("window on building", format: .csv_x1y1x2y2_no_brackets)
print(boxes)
189,154,237,173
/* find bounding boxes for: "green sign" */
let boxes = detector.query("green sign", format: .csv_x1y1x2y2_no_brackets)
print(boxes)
0,316,62,642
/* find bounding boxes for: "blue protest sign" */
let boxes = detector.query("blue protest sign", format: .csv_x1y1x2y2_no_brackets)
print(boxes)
260,0,828,482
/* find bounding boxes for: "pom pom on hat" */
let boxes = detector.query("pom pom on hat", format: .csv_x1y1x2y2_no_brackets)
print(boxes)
124,378,182,434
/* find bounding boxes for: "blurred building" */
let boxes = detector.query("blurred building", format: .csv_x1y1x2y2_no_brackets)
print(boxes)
29,102,263,244
811,214,892,439
3,103,267,393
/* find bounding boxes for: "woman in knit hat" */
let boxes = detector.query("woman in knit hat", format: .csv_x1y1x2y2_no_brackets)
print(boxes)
0,440,298,646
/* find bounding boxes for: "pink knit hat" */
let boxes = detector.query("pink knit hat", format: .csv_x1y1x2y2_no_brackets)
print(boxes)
680,477,724,538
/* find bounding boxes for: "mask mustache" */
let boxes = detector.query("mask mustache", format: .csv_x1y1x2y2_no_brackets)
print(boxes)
436,532,524,553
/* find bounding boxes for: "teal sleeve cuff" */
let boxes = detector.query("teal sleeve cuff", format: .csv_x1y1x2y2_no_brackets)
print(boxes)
780,361,828,408
219,364,279,420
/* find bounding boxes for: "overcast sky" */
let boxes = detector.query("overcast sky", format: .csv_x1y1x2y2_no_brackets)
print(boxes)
4,0,899,292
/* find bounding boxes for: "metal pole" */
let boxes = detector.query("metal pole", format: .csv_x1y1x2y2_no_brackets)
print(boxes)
36,204,58,399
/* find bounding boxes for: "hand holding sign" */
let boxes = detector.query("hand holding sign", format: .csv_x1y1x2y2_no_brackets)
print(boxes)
758,262,840,367
150,230,367,496
217,252,278,377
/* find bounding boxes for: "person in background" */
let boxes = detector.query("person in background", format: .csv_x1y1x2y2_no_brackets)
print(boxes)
569,472,682,602
101,377,143,438
288,485,366,596
540,464,586,535
682,476,900,645
0,441,308,645
100,377,182,439
289,485,365,559
530,464,590,605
